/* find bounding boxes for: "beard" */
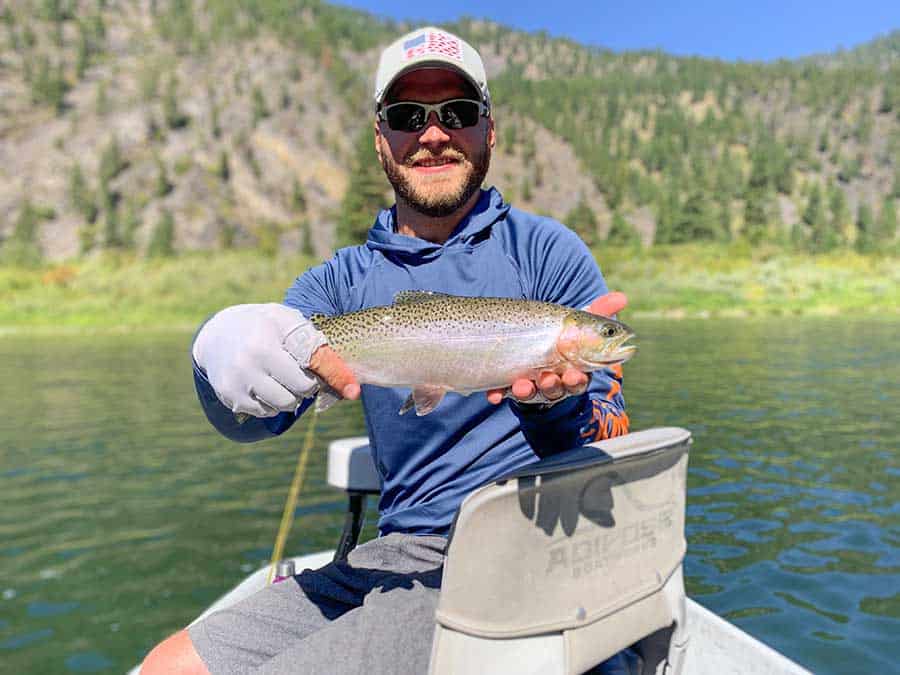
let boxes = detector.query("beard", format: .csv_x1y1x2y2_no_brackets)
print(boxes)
380,139,491,218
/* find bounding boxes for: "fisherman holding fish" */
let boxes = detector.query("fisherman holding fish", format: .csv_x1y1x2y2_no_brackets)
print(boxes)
143,26,632,675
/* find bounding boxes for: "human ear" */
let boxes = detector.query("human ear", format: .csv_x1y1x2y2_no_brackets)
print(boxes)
373,120,383,162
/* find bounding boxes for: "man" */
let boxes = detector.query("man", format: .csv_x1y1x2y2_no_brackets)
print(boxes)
142,26,629,674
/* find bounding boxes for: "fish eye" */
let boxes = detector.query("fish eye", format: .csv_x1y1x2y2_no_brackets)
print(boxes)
601,324,617,338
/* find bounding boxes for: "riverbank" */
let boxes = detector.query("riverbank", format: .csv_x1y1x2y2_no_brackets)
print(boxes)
1,244,898,332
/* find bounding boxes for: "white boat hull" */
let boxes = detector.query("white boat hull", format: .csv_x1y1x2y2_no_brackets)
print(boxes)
129,550,810,675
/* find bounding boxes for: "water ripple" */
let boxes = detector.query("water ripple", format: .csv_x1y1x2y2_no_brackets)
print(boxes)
0,320,897,674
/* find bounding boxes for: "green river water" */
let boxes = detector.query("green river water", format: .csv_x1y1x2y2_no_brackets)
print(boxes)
0,318,897,673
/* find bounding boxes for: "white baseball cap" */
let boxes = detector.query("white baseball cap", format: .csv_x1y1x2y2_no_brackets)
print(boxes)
374,27,491,110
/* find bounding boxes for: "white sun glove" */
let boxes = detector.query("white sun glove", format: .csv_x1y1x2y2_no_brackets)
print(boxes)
192,303,328,418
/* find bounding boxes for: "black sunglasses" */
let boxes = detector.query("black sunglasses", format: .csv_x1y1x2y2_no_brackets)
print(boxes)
377,99,489,133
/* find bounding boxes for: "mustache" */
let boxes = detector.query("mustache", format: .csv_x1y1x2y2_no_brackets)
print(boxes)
404,148,467,166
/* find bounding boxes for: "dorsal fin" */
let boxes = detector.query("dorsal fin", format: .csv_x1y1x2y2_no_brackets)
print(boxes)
393,290,451,305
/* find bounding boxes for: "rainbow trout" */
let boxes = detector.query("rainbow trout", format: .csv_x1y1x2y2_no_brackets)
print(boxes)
310,291,635,416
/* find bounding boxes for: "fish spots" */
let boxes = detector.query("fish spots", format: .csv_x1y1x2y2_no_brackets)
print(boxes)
318,295,568,353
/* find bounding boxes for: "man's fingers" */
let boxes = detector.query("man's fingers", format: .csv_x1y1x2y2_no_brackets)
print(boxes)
250,377,300,412
537,372,564,400
511,379,536,401
586,291,627,317
308,345,360,400
263,348,320,398
237,399,279,418
486,388,506,405
488,369,589,406
561,369,588,394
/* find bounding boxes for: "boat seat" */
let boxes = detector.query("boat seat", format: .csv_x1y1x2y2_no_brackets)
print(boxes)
328,427,692,675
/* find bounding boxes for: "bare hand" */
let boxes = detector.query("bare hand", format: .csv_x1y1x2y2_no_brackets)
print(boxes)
486,292,628,405
308,345,361,400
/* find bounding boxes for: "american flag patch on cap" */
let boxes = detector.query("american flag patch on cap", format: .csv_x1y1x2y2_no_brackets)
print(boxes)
402,30,463,62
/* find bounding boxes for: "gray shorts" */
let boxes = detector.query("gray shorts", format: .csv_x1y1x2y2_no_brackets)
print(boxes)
188,533,446,675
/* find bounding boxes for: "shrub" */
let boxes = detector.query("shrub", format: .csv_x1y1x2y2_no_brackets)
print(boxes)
147,210,176,258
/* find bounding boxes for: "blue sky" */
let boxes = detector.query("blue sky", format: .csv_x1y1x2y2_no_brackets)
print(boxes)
333,0,900,61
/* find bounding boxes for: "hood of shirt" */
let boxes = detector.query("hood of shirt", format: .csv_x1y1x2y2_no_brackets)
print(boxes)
365,187,510,261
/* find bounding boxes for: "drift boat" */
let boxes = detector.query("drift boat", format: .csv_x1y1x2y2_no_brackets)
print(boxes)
130,428,811,674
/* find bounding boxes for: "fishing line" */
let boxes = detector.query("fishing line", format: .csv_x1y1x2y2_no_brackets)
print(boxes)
267,405,320,584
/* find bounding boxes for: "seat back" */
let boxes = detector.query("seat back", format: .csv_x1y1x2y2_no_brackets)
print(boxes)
429,427,691,675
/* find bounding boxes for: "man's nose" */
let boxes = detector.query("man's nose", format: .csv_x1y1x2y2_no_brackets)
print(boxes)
417,112,450,146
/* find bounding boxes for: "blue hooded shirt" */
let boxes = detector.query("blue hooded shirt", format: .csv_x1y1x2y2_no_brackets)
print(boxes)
193,188,628,535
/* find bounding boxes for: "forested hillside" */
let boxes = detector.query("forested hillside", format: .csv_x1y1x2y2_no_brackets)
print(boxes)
1,0,898,265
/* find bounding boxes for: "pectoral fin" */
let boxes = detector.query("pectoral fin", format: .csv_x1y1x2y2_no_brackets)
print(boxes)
314,383,341,413
398,386,448,416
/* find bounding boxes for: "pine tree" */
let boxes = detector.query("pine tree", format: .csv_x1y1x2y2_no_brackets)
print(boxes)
69,163,98,224
76,21,90,79
855,203,875,253
522,136,536,163
877,197,898,245
121,201,140,250
147,210,175,258
31,56,68,114
252,86,269,127
718,199,733,242
564,198,598,247
103,201,121,248
807,182,839,252
338,130,387,246
210,99,221,139
88,11,105,44
520,176,532,203
79,223,97,256
155,158,172,197
0,200,43,266
742,186,769,245
98,137,126,186
299,219,314,256
879,75,896,114
22,23,36,50
654,184,680,245
95,81,110,116
215,151,230,182
828,184,851,247
606,211,640,247
256,222,281,258
163,75,189,129
715,150,742,200
773,146,794,195
157,0,194,52
802,184,825,232
673,187,719,242
218,221,236,250
789,219,806,250
745,145,770,193
291,179,306,212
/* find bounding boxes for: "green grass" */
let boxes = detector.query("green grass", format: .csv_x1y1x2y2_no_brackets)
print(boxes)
1,244,898,333
599,242,900,318
0,251,318,333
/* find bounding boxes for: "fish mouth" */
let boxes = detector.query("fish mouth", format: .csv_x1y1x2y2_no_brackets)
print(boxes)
582,333,637,367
